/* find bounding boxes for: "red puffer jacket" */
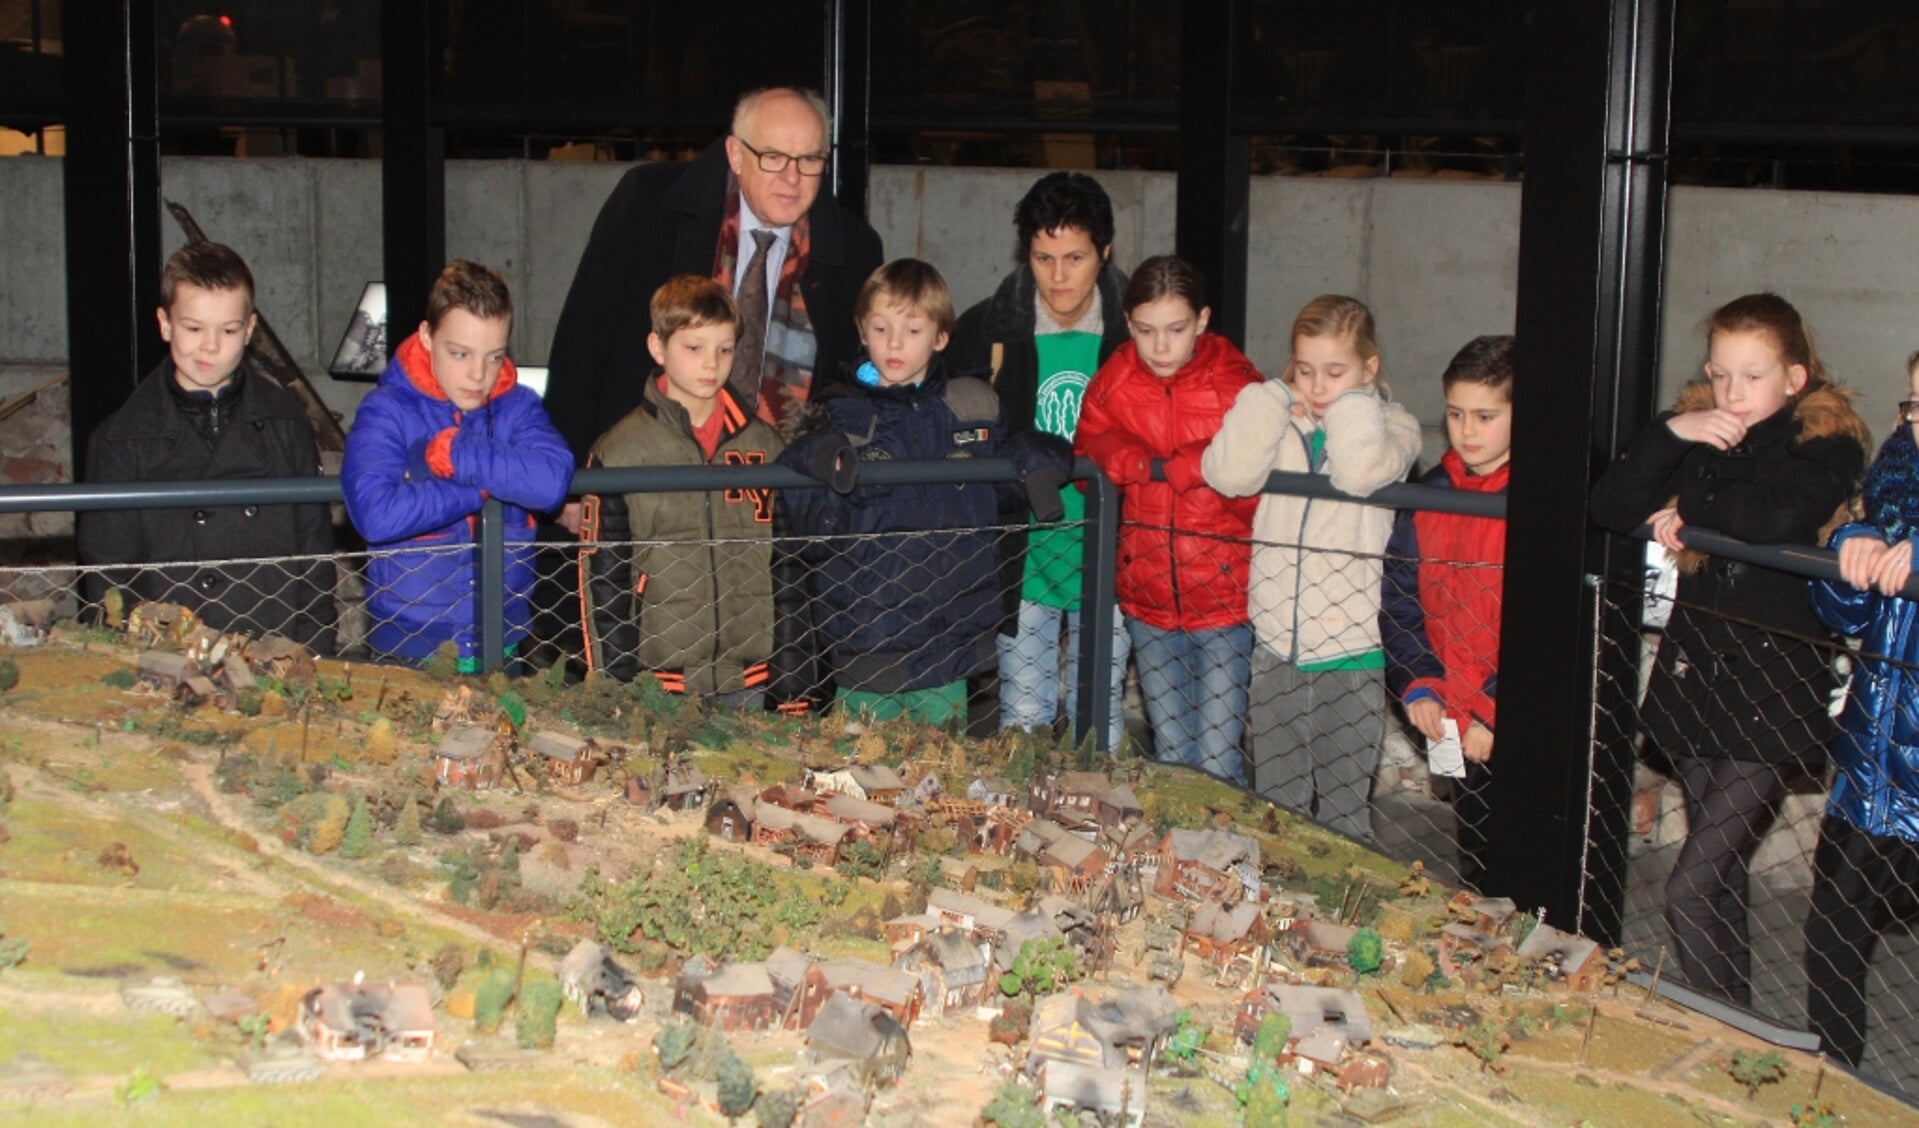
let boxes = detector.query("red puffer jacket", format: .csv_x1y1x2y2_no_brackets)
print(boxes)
1075,334,1261,631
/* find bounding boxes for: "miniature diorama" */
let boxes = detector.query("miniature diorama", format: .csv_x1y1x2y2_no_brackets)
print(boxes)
0,598,1910,1127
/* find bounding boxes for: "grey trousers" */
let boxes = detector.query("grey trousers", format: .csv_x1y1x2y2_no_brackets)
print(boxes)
1249,646,1384,841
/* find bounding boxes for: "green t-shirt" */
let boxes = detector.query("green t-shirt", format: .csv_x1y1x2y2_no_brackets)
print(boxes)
1022,331,1102,609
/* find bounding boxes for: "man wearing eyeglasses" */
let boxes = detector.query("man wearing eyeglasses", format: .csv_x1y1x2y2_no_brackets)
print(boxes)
547,86,884,456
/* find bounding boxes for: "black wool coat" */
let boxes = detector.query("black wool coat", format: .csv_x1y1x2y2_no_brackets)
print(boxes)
78,364,336,651
1589,383,1869,768
544,139,885,462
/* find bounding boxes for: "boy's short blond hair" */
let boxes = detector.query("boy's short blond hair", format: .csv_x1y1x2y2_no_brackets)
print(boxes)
425,260,512,330
161,242,254,312
854,259,955,338
651,275,740,340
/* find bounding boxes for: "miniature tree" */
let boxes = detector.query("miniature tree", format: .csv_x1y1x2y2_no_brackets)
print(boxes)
1251,1011,1293,1062
1790,1101,1842,1128
442,850,480,904
424,641,462,682
431,942,465,990
981,1081,1046,1128
0,923,27,973
238,1012,270,1051
716,1050,758,1125
653,1020,698,1074
1242,1066,1290,1128
999,935,1080,999
1728,1050,1787,1102
1398,948,1437,991
473,968,515,1033
755,1088,798,1128
1162,1010,1208,1072
1346,927,1385,975
516,980,563,1050
340,793,376,859
1458,1019,1510,1074
394,792,424,846
306,793,351,855
431,796,466,834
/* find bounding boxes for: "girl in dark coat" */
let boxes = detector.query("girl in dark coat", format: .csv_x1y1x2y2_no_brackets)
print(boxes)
1591,292,1870,1006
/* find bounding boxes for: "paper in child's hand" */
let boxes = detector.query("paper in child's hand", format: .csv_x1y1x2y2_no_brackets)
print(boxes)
1427,717,1466,779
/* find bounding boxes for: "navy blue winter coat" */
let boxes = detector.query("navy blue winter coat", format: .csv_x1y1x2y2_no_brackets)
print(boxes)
1811,521,1919,842
342,331,573,662
778,359,1065,694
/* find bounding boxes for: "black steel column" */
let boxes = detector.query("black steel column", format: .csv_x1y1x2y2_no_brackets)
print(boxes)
825,0,872,218
1174,0,1249,345
1492,1,1673,943
382,3,446,338
63,1,163,472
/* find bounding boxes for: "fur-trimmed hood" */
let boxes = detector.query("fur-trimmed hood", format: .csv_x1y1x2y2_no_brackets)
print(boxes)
1667,379,1871,571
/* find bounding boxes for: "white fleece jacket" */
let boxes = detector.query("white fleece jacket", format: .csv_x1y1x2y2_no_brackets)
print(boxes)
1202,381,1422,663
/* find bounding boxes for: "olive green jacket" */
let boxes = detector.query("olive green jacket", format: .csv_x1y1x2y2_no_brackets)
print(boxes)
580,377,785,697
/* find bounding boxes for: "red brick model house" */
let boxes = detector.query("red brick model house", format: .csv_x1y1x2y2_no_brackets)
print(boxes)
526,729,597,785
687,962,780,1032
1184,898,1270,965
752,804,851,866
1154,828,1262,903
1282,919,1359,971
435,724,504,790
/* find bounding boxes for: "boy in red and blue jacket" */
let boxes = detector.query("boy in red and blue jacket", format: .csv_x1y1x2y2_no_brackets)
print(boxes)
1381,335,1514,890
342,261,573,671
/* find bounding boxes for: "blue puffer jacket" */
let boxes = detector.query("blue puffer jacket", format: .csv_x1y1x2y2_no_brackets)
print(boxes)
1811,522,1919,843
342,331,573,662
779,359,1062,694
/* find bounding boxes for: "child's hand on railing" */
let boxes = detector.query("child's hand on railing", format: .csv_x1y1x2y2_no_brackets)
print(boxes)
1648,506,1687,553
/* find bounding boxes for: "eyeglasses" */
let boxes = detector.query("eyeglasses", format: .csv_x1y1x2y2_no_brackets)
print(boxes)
733,136,829,177
1901,400,1919,424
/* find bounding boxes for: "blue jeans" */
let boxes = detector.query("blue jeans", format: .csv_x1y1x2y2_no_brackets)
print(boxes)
1127,620,1251,783
997,600,1131,751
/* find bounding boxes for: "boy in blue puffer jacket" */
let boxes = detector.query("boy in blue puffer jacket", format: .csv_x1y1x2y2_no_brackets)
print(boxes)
342,261,573,671
1804,350,1919,1067
779,259,1071,725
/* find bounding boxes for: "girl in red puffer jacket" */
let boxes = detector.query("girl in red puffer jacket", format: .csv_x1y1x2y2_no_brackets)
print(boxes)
1075,255,1261,782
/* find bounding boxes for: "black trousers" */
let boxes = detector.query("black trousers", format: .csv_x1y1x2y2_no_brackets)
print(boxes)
1666,757,1785,1006
1803,813,1919,1066
1453,758,1493,892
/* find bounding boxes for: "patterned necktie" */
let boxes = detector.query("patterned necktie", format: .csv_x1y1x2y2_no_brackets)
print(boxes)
729,228,778,413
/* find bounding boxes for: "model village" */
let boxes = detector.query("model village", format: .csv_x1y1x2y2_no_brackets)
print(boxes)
0,600,1906,1127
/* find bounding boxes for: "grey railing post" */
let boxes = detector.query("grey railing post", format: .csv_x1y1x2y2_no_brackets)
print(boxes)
479,496,505,674
1074,460,1121,753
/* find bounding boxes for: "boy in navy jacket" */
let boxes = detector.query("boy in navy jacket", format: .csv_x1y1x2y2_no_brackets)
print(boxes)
779,260,1069,724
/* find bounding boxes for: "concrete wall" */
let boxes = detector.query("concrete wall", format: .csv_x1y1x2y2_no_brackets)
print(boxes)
5,155,1917,450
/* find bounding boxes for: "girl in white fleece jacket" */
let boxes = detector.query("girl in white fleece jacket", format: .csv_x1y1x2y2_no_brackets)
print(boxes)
1202,295,1421,839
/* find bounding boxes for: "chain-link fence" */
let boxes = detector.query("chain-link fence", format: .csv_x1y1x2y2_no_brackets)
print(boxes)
6,459,1915,1097
1592,555,1919,1095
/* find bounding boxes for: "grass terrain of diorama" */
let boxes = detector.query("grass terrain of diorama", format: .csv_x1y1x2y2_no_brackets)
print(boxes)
4,638,1917,1128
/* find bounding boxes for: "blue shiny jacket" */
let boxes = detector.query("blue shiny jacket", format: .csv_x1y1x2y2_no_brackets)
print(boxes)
1810,521,1919,842
342,331,573,661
